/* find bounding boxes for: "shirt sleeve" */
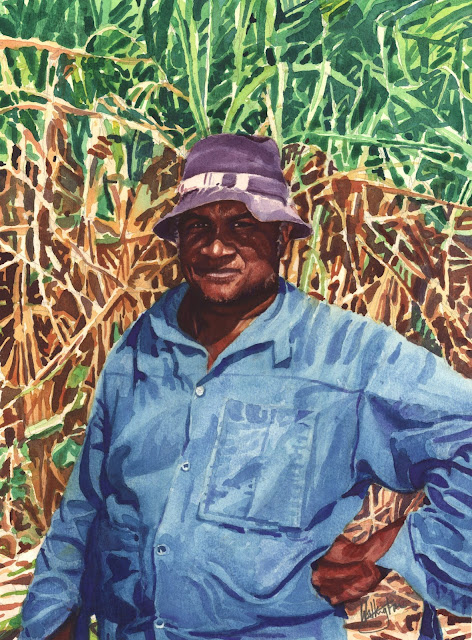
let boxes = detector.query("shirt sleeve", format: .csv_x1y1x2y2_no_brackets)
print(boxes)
356,328,472,617
19,371,109,640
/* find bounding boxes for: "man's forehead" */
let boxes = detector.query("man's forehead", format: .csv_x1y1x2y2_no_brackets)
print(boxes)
183,200,254,219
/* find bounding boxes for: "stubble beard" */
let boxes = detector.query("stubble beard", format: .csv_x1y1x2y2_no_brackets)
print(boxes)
197,270,279,306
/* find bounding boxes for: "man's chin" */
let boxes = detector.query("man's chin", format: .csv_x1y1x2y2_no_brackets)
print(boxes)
199,285,243,304
191,274,278,305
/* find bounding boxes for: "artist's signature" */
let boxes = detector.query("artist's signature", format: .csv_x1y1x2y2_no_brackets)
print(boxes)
359,594,406,623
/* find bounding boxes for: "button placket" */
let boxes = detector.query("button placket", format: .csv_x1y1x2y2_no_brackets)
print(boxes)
152,378,215,637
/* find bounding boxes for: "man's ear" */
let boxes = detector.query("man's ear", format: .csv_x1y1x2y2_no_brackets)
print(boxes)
278,223,294,257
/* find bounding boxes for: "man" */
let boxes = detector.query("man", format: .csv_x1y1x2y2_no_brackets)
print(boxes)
20,134,472,640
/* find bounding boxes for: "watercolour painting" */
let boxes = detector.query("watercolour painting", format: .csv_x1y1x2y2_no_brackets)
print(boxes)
0,0,471,638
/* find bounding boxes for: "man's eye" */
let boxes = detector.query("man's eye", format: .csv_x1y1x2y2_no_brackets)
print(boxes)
233,220,254,229
184,221,208,231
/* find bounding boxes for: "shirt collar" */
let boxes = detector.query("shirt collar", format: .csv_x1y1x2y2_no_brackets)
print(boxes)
147,277,302,369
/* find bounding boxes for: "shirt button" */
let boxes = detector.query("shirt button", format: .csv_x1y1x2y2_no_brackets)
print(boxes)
154,618,165,629
195,385,205,397
181,461,191,471
156,544,168,555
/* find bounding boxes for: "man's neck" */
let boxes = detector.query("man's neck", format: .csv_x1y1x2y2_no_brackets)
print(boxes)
177,285,278,370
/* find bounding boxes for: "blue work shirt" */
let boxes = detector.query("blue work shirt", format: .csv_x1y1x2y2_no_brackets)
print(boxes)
20,279,472,640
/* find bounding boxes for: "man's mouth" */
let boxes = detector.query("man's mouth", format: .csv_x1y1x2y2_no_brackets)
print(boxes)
195,267,241,281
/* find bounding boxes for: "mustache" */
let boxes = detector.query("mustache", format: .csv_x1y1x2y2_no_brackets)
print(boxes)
191,260,242,274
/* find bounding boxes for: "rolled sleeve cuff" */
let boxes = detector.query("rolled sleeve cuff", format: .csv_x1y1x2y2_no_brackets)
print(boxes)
377,520,472,617
377,522,428,596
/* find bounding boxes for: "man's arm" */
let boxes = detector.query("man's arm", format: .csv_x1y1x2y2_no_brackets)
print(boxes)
315,329,472,614
19,372,108,640
311,517,405,603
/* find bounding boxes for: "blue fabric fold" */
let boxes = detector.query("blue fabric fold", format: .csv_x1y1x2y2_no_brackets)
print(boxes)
418,602,443,640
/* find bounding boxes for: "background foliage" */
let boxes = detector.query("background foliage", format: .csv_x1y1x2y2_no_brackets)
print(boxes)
0,0,471,636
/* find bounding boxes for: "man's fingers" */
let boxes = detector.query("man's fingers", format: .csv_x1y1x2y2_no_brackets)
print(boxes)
46,615,77,640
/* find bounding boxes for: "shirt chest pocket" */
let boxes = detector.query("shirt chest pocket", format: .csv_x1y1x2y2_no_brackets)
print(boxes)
198,399,317,531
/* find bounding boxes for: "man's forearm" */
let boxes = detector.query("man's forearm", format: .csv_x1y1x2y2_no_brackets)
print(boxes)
311,517,405,604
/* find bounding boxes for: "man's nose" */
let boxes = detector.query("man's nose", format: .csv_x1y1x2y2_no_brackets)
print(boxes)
200,236,236,258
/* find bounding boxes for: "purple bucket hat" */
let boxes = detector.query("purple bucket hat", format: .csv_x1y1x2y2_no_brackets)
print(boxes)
153,133,313,240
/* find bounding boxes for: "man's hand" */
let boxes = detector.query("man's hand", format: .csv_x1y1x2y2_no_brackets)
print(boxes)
311,516,406,605
45,615,77,640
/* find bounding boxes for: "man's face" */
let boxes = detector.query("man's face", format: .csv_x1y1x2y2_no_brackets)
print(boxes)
177,200,289,304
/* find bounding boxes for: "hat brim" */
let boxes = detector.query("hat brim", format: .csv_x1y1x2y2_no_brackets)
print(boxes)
153,187,313,241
